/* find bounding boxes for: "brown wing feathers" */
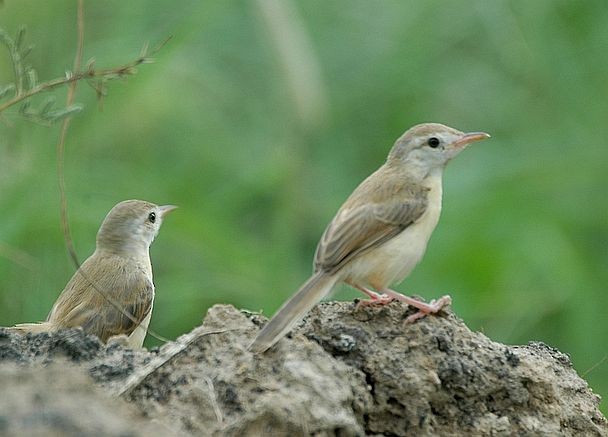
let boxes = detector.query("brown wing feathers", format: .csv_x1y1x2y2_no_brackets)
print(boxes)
47,254,153,342
314,171,428,274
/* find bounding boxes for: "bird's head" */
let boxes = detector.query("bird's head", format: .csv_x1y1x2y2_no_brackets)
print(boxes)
96,200,177,256
387,123,490,177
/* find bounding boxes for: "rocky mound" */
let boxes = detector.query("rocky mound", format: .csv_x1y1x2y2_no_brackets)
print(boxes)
1,301,606,436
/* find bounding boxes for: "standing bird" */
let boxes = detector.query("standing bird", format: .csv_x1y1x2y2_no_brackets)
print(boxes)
250,123,490,353
13,200,176,348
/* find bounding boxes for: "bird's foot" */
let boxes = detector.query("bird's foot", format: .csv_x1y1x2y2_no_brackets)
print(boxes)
349,282,395,308
355,292,396,308
380,289,452,323
404,295,452,323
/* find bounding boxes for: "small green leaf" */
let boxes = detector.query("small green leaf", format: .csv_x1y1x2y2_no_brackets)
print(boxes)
19,100,30,114
26,67,38,89
39,96,55,115
0,83,15,99
45,104,83,122
21,45,33,59
86,57,96,72
15,27,25,49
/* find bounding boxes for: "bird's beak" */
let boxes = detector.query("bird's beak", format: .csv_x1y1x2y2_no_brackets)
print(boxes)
158,205,178,218
452,132,491,149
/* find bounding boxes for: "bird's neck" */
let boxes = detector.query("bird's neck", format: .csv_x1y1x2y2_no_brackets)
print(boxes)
421,167,444,189
387,156,444,182
95,243,153,281
96,239,151,262
422,169,444,211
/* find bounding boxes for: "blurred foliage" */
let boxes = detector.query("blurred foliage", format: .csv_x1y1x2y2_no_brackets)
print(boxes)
0,0,606,411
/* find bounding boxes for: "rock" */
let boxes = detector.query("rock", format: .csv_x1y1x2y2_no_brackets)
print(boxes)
0,301,606,436
297,302,607,436
0,364,166,437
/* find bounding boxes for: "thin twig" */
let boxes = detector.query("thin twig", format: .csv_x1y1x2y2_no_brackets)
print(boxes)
203,376,224,425
0,57,133,113
0,35,171,114
0,241,38,271
115,327,244,398
582,354,608,378
56,0,84,270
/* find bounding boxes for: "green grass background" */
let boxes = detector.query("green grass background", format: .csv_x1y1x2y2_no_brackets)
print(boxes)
1,0,606,411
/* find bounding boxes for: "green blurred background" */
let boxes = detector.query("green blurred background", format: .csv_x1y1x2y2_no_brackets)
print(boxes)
1,0,606,411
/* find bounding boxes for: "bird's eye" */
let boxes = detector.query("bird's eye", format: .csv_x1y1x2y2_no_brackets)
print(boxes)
148,212,156,223
427,137,440,148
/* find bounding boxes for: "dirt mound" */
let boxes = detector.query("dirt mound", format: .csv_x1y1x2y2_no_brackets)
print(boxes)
1,302,606,436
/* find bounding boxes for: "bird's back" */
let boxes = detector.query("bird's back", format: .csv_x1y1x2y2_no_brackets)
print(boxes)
47,251,154,343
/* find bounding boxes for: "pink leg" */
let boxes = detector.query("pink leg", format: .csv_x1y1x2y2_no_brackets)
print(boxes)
381,289,452,323
346,281,395,307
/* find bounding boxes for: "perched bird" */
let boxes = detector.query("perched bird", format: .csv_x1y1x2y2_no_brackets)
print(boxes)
13,200,176,348
250,123,490,353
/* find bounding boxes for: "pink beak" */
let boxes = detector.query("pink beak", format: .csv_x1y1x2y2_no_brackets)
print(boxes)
159,205,178,218
452,132,491,149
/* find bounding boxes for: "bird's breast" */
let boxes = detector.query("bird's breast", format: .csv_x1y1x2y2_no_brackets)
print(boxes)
344,173,443,290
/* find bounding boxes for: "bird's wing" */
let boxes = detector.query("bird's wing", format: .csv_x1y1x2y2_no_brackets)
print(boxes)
314,185,428,273
47,255,154,342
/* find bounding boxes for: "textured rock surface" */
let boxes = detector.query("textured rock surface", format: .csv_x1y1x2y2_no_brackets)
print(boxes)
298,302,607,436
1,302,606,436
0,364,165,437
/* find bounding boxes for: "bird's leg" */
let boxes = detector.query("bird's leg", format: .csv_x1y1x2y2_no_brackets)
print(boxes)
381,289,452,323
346,281,395,307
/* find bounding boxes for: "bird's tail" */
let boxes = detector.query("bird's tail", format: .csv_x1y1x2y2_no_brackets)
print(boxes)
9,322,54,334
249,272,339,354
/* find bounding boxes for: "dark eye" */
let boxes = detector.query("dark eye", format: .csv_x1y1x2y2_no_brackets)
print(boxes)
148,212,156,223
427,137,440,148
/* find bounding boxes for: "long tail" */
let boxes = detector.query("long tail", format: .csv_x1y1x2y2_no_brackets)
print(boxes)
9,322,54,334
249,272,339,354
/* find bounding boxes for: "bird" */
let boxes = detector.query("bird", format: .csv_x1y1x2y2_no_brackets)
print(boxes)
249,123,490,353
12,199,176,348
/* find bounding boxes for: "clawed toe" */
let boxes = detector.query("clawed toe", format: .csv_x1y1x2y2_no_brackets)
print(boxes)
429,295,452,308
405,311,427,324
355,293,395,309
404,294,452,324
